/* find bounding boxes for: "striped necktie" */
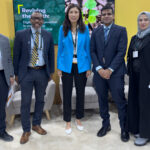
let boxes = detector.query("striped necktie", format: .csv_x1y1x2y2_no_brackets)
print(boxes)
31,31,39,66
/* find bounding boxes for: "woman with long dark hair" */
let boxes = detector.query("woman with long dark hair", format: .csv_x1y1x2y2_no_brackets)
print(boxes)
57,4,91,134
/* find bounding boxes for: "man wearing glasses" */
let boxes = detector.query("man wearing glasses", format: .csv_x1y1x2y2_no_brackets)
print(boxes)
90,4,129,142
13,11,54,144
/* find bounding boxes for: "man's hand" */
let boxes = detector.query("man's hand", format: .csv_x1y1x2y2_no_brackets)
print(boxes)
10,77,15,85
48,74,53,82
103,69,112,79
98,69,112,79
98,69,106,78
15,76,19,84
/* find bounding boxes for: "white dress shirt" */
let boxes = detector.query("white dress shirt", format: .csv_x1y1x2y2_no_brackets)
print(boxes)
29,27,45,67
0,49,4,70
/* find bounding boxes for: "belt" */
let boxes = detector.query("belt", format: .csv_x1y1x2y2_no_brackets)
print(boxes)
28,65,46,70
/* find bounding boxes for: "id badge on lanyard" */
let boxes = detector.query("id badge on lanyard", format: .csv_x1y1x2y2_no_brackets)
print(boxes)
73,57,77,63
133,51,138,58
72,29,77,64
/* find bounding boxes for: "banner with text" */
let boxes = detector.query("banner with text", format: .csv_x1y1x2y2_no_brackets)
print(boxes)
13,0,65,44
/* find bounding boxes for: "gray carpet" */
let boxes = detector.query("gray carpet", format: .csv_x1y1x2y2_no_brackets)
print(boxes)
0,105,150,150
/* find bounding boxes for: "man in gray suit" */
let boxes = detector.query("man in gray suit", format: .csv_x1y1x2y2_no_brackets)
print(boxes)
13,11,54,144
0,34,14,142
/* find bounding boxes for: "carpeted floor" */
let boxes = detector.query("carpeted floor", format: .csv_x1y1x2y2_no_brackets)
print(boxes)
0,105,150,150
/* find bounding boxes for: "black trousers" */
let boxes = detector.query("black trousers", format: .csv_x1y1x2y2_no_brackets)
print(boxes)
20,68,48,132
93,73,127,131
62,64,87,122
0,70,9,134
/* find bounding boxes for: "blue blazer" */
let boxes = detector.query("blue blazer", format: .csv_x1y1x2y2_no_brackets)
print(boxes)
90,24,128,76
57,25,91,73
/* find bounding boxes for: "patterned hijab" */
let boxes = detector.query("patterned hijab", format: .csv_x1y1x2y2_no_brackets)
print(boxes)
137,11,150,39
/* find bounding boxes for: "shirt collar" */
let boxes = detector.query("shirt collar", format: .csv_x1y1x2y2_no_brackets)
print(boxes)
31,26,41,34
103,23,113,30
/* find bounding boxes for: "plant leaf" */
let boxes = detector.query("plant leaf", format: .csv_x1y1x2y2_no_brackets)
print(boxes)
85,0,97,9
85,20,89,24
88,16,96,23
89,9,99,16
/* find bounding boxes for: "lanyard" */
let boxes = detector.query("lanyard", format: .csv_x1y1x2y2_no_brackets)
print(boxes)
71,28,77,53
31,33,43,50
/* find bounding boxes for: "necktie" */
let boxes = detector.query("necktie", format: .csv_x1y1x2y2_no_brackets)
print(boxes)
104,27,109,41
31,31,39,66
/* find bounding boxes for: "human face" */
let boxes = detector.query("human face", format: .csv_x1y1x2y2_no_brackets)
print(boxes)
68,7,80,25
138,14,150,31
101,9,114,26
30,13,43,30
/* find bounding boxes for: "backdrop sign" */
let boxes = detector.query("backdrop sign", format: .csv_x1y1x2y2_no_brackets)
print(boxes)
13,0,65,44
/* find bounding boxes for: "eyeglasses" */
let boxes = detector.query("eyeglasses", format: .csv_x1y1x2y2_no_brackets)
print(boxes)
31,17,43,21
101,13,113,17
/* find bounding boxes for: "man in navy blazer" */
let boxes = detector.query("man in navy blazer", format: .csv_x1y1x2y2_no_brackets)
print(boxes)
13,11,54,144
90,4,129,142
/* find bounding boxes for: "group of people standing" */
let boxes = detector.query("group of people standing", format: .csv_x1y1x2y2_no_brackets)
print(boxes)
0,3,150,147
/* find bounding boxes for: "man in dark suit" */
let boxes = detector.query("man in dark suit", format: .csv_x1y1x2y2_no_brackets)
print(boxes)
0,34,14,142
13,11,54,144
90,4,129,142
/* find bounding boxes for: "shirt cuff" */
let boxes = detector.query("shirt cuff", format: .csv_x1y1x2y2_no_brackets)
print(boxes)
108,67,114,72
96,66,102,71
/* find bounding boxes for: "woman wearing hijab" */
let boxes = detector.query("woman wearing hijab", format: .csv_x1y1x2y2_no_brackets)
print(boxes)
57,4,91,134
127,11,150,146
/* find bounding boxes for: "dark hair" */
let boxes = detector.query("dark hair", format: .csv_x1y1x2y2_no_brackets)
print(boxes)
63,4,85,36
101,4,114,14
31,11,43,19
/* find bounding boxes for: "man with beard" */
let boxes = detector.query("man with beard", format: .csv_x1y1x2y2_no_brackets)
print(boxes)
13,11,54,144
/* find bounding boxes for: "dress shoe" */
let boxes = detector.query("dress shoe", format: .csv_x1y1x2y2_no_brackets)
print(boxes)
32,125,47,135
20,132,31,144
75,120,84,131
134,137,149,146
65,128,72,135
121,131,129,142
97,125,111,137
134,133,140,138
0,131,13,142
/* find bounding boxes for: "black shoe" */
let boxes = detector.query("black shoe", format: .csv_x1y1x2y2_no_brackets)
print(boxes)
121,130,129,142
0,131,14,142
97,125,111,137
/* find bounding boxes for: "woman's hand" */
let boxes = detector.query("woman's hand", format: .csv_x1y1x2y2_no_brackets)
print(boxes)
57,69,62,77
86,70,91,78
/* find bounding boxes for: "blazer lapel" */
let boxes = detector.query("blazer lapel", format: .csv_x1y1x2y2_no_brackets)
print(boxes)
27,29,32,54
105,24,115,46
68,30,74,52
41,30,46,53
77,30,82,52
68,30,73,42
98,26,105,50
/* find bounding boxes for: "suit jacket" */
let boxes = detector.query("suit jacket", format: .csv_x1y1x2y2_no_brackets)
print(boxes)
57,25,91,73
13,29,54,82
90,24,127,76
0,34,14,86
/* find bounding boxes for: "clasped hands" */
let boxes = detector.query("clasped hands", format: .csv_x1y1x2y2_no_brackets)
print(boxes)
98,68,112,79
